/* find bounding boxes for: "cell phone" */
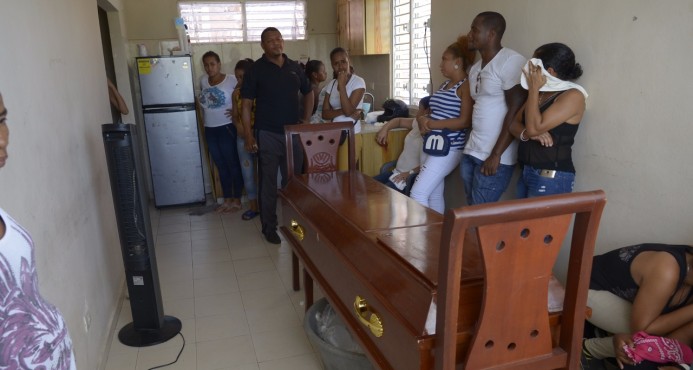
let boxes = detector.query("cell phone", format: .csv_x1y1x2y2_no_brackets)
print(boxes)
539,169,556,178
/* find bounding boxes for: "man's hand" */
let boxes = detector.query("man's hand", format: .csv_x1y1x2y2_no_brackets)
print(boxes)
480,153,501,176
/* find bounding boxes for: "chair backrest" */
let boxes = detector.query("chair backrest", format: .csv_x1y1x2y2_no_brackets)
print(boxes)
284,122,356,178
434,190,606,370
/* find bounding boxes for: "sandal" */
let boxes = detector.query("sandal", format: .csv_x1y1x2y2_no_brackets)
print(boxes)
242,210,260,220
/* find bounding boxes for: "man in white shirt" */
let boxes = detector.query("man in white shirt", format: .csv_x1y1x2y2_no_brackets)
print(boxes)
462,11,527,205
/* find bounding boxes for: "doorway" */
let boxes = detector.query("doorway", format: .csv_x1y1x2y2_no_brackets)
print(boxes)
98,5,121,124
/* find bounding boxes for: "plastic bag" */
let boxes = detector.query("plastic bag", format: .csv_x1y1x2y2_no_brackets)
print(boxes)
315,302,365,354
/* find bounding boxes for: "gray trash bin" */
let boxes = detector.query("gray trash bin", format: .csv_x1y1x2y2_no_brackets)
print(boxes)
304,298,374,370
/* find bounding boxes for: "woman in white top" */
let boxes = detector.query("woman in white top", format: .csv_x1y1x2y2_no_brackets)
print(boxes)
0,93,77,369
322,47,366,127
198,51,243,213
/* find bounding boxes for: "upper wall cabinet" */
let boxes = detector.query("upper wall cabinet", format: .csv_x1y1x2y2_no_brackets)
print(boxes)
337,0,391,56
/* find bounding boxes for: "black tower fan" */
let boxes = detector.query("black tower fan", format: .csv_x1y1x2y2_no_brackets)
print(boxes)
102,123,181,346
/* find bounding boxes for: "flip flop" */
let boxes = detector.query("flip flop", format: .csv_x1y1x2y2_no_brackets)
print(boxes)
242,210,260,220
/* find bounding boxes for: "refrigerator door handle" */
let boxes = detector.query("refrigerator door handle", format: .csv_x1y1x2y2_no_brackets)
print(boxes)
143,104,196,113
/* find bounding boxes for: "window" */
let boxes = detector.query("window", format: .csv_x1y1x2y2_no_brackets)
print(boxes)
179,1,306,43
392,0,431,106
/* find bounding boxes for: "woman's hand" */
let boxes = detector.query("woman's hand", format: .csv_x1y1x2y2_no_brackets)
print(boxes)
376,127,389,145
337,70,349,88
349,109,363,120
244,134,258,153
613,333,635,369
390,171,410,184
523,61,548,91
530,132,554,147
417,116,431,135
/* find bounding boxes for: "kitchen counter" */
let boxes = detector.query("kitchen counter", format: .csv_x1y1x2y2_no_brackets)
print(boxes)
338,121,409,176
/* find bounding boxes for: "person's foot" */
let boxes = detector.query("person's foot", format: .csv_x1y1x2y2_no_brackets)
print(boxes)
215,203,232,213
230,199,242,211
264,229,281,244
242,209,260,220
581,339,606,370
221,199,241,212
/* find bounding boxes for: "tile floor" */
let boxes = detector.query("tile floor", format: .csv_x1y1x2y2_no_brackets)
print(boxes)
103,204,325,370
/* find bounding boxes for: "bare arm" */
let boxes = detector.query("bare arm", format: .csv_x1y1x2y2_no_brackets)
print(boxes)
524,89,585,136
480,84,527,176
630,253,693,335
509,104,554,147
231,89,244,136
301,90,314,123
322,77,365,120
241,98,256,153
108,79,129,115
376,117,415,146
417,80,473,133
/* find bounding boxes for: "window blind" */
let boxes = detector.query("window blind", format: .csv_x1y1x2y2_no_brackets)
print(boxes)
179,1,306,44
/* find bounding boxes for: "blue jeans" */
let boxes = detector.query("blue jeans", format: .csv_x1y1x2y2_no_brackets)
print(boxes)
236,136,258,201
205,124,243,199
516,164,575,198
460,154,515,205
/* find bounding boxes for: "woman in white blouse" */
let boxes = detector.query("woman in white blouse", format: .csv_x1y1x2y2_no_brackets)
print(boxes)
321,47,366,127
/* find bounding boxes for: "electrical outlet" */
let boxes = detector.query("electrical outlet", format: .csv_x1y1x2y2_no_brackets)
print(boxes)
370,82,375,90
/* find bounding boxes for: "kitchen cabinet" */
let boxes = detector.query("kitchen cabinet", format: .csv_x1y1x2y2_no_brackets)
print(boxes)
337,0,391,56
338,123,408,176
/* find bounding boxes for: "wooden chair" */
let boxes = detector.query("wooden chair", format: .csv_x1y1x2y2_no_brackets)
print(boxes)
283,122,357,301
434,190,606,370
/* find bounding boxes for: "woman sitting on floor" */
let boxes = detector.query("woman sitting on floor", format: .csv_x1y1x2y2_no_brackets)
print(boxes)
582,243,693,370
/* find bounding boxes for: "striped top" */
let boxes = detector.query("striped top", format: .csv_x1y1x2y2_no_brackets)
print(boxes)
428,79,467,149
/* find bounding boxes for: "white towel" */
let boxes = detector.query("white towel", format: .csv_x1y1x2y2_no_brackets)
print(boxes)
521,58,589,99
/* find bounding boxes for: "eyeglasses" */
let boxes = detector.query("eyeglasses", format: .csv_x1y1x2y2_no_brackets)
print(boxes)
475,71,482,94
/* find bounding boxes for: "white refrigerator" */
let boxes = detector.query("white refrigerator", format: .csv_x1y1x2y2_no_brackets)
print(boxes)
137,56,205,207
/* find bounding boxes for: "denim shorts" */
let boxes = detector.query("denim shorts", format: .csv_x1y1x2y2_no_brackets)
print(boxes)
516,164,575,198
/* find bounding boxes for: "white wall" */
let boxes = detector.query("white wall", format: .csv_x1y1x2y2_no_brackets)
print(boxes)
0,0,127,368
123,0,338,92
433,0,693,261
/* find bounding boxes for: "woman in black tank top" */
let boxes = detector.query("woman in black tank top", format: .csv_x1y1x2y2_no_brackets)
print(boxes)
508,43,586,198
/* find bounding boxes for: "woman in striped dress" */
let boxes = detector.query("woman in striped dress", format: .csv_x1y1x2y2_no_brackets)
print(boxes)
410,36,476,213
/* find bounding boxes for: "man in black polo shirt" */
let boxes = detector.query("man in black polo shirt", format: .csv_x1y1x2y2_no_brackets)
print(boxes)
240,27,313,244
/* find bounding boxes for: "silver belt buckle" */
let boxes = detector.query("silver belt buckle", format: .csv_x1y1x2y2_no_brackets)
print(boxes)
540,169,556,178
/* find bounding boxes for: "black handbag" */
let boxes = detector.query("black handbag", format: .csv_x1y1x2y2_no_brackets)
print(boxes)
423,129,451,156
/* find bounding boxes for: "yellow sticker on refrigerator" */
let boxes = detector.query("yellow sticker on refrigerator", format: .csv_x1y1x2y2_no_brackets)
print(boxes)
137,59,152,75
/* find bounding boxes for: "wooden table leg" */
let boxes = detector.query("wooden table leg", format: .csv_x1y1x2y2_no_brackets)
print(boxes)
292,252,300,291
303,268,313,311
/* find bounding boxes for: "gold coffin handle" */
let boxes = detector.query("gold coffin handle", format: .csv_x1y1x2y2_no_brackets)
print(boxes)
353,295,384,337
290,219,304,241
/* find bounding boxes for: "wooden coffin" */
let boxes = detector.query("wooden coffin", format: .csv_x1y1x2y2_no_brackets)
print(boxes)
279,171,485,370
